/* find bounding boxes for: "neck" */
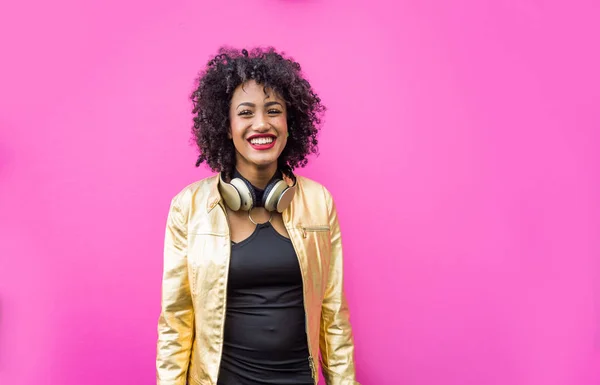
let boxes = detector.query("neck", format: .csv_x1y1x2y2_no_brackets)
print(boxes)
235,164,277,190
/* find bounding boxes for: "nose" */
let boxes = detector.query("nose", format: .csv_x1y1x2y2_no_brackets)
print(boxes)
252,118,269,132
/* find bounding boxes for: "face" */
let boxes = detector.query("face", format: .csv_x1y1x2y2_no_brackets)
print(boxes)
229,80,288,174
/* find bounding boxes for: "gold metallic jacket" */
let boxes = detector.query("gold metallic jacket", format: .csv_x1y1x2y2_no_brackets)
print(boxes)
156,174,358,385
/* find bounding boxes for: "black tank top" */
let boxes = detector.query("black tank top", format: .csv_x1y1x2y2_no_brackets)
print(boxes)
217,221,313,385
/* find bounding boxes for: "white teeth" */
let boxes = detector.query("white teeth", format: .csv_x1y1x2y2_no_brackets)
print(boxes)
250,137,274,145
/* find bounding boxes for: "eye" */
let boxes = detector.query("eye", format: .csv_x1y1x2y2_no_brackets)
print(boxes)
238,110,253,116
268,109,282,114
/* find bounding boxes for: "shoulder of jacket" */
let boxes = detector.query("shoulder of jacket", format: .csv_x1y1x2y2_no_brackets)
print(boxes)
296,174,334,202
170,174,219,208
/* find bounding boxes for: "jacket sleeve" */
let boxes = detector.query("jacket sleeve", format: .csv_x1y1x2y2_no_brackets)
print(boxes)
319,189,360,385
156,195,194,385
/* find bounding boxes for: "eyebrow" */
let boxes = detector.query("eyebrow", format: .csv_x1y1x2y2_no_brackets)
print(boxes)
236,101,284,109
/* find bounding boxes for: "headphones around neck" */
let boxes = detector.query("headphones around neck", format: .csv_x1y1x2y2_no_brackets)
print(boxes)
218,171,296,213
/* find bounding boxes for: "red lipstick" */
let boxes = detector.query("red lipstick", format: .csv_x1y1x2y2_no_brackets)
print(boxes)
247,134,276,151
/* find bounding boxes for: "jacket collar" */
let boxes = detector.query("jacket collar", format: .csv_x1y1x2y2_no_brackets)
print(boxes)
206,171,296,213
206,175,221,212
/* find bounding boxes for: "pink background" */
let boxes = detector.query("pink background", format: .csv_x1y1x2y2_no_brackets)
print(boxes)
1,1,598,384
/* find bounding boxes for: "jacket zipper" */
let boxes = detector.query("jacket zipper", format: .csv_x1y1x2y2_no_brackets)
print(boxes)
300,225,330,238
308,356,316,380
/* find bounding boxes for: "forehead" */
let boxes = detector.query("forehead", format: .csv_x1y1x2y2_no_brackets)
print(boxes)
231,80,284,102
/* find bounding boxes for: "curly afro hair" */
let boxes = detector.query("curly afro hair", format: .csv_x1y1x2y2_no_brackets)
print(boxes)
190,46,326,179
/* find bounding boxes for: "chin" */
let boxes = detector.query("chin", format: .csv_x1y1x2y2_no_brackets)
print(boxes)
243,154,281,169
252,158,279,168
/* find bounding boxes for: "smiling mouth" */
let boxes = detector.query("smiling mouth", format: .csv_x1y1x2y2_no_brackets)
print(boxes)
249,137,274,145
247,135,277,150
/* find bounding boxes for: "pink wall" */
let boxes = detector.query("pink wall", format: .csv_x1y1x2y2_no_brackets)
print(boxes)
1,1,598,384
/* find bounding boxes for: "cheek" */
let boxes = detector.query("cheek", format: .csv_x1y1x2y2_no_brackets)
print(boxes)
276,116,288,134
229,119,244,139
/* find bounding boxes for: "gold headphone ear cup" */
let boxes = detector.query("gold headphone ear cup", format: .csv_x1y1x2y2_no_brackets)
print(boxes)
263,180,289,212
218,174,242,211
276,185,296,213
229,178,254,211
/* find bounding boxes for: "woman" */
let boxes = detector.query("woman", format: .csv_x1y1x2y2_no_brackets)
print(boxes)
156,47,358,385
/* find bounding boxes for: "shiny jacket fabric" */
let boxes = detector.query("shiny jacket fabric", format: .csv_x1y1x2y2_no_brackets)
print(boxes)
156,174,358,385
